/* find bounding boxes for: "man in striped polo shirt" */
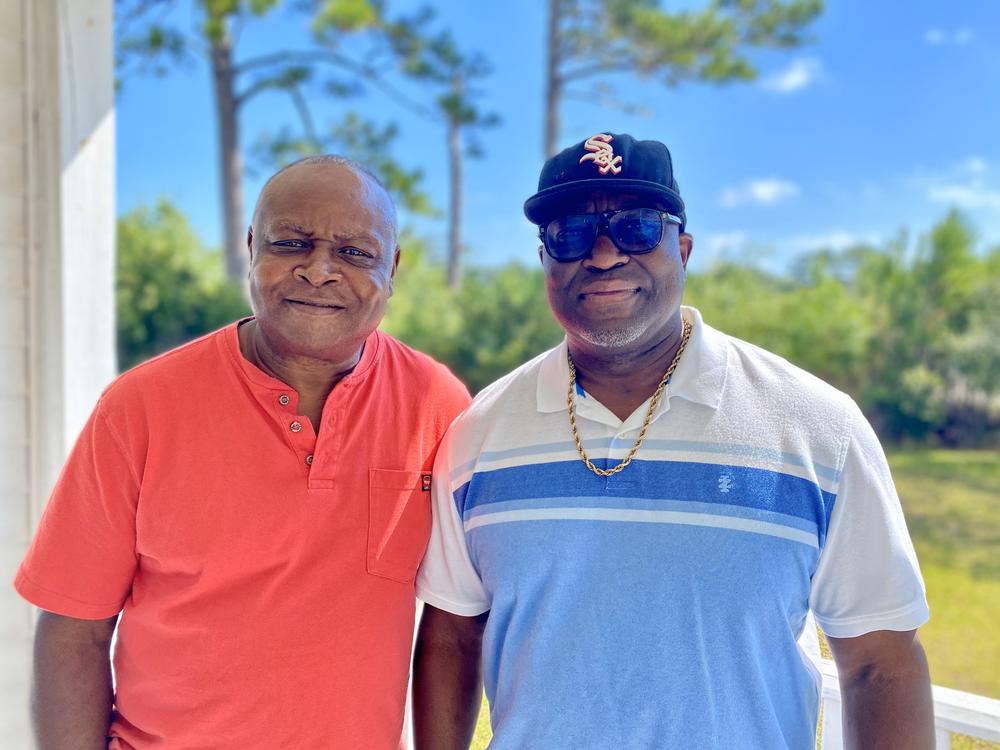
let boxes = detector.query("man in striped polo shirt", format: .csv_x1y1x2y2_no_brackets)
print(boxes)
412,133,934,749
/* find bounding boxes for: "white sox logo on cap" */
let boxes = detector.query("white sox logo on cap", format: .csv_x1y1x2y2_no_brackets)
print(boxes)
578,133,623,175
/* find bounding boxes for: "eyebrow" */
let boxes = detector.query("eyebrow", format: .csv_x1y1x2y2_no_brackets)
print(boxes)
271,221,381,244
274,221,313,235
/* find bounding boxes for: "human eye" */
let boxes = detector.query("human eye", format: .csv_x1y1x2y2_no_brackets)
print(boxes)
272,239,310,251
339,246,374,259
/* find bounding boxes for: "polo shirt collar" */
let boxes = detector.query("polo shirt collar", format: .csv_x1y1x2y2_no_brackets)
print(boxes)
536,305,728,413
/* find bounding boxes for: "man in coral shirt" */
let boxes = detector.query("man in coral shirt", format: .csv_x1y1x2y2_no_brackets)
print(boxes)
15,155,470,749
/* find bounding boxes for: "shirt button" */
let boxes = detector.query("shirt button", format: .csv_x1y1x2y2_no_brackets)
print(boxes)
290,421,303,433
278,394,290,406
305,454,313,465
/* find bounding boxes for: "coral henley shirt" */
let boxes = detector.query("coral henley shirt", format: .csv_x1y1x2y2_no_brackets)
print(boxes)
15,321,470,750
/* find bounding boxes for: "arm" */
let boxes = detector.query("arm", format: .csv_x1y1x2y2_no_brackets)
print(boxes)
32,611,118,750
827,628,934,750
412,604,488,750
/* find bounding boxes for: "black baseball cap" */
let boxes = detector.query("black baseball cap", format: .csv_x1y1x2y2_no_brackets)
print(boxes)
523,132,686,230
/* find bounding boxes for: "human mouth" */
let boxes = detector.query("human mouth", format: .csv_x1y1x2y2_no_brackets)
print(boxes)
578,284,640,300
285,298,346,313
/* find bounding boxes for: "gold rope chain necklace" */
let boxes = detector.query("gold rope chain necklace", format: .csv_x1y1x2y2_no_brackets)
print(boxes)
567,316,692,477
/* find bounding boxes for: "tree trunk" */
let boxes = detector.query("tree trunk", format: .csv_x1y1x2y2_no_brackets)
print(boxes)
446,115,463,288
210,31,246,283
544,0,562,158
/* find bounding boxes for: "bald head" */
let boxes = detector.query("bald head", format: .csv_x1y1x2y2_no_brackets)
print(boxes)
251,156,398,250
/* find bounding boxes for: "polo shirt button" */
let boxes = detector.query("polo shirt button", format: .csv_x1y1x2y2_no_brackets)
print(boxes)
278,394,290,406
305,454,313,465
290,421,303,433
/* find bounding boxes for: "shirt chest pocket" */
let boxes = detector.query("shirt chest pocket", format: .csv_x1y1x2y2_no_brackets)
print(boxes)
367,468,432,583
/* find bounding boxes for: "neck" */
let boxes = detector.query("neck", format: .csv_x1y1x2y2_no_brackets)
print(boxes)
239,320,363,399
568,310,686,402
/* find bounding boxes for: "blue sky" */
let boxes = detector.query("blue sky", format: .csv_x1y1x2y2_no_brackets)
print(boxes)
116,0,1000,274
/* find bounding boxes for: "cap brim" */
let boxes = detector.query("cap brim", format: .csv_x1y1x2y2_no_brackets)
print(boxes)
523,178,685,225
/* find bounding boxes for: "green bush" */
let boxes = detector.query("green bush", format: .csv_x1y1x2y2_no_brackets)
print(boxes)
116,200,250,370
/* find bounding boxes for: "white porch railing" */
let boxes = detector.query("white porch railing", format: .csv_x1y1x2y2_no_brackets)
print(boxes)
821,659,1000,749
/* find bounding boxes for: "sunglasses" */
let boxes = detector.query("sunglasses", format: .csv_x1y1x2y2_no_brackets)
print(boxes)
540,208,682,262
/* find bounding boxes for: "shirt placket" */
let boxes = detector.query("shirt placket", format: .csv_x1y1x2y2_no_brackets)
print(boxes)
575,391,671,494
272,389,319,472
304,379,357,490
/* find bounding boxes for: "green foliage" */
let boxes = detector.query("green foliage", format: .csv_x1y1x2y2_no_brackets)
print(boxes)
858,213,1000,443
447,264,564,393
689,212,1000,444
312,0,379,32
687,261,872,392
381,234,563,393
116,201,249,370
555,0,822,85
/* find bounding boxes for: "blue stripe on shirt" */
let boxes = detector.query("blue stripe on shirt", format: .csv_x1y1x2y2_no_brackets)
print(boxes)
453,458,836,545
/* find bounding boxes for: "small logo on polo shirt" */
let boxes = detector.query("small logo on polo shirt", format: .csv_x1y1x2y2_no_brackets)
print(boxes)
421,474,432,492
718,474,734,494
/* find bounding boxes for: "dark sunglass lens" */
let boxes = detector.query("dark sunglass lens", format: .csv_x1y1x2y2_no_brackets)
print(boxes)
609,208,663,252
546,215,597,260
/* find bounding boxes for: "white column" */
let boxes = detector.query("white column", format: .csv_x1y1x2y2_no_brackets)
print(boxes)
0,0,115,746
0,2,36,743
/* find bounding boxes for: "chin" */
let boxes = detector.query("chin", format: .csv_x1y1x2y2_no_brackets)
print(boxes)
571,321,651,350
263,317,370,360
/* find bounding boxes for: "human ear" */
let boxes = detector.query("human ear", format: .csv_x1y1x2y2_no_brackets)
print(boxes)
679,233,694,269
387,247,401,296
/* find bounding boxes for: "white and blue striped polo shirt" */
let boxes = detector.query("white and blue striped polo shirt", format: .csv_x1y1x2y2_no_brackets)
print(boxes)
416,306,928,750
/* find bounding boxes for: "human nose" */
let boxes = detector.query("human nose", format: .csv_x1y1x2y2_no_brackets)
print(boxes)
581,232,629,271
294,250,342,286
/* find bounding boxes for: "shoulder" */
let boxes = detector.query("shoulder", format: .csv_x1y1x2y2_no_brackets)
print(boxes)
714,324,852,415
375,331,471,412
704,321,858,470
100,324,234,413
470,347,551,415
444,346,554,446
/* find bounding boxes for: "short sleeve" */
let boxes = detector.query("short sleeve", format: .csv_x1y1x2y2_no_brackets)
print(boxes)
809,399,929,638
415,429,490,616
14,398,140,620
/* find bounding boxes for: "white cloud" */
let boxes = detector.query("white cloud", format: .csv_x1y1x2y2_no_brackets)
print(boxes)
787,231,882,253
719,178,800,208
925,27,974,46
703,231,750,257
927,184,1000,211
921,157,1000,211
962,156,988,175
761,58,823,94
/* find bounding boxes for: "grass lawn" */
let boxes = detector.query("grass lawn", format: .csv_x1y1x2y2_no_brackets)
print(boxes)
469,449,999,748
889,450,1000,698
